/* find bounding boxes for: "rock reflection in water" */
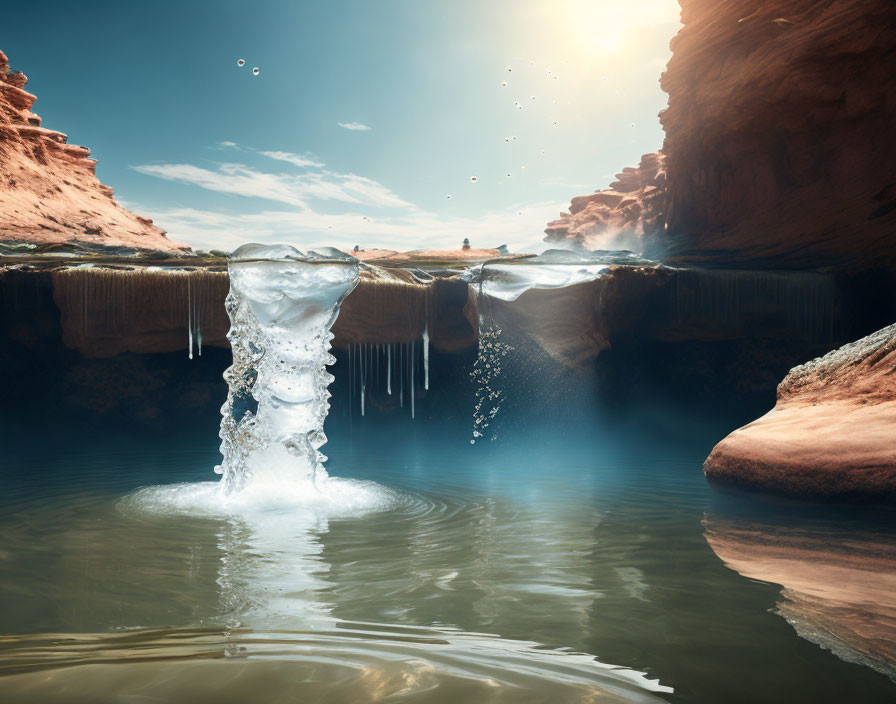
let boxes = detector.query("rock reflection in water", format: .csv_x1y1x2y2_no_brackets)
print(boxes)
703,515,896,680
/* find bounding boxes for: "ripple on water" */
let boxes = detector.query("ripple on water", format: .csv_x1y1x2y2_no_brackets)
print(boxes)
0,624,672,703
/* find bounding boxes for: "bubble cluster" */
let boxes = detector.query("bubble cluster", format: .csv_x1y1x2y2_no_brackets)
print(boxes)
470,326,513,444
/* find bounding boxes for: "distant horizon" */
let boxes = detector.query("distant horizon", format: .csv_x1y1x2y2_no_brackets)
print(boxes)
1,0,680,254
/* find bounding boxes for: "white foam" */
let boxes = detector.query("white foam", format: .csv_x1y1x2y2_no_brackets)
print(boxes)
122,475,397,519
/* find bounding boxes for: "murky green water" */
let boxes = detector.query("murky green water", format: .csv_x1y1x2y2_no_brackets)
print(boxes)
1,376,894,703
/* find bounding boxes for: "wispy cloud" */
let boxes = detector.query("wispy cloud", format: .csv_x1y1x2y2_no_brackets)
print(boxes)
337,121,372,132
132,140,559,254
132,163,311,208
132,159,414,210
132,201,563,254
259,150,325,168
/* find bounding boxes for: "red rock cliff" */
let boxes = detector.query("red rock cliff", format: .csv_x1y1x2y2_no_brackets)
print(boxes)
544,152,666,251
659,0,896,270
549,2,896,271
0,49,186,252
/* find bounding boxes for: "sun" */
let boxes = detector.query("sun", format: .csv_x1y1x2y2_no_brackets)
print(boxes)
565,0,679,57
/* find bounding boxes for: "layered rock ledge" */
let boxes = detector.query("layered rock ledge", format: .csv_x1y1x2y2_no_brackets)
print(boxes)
704,322,896,500
0,49,185,252
544,152,665,251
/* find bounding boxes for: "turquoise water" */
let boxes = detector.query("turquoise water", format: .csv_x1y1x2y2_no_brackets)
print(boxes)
0,360,894,703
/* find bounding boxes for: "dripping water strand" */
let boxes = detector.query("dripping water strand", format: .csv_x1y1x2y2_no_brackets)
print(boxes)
187,276,193,360
423,325,430,391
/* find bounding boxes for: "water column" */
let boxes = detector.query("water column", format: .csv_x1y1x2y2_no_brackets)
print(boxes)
462,250,615,442
215,244,359,495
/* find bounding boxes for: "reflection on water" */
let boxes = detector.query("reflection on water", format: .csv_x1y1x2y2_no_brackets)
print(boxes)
1,388,895,702
703,513,896,681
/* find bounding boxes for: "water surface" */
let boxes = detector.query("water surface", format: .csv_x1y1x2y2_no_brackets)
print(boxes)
1,368,894,703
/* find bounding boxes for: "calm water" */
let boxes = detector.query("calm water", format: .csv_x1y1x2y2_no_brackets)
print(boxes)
1,358,894,703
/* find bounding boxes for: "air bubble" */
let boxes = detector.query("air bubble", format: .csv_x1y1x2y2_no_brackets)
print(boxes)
501,81,508,87
446,194,452,199
252,67,260,76
470,176,478,182
506,172,511,177
530,96,536,100
237,59,245,67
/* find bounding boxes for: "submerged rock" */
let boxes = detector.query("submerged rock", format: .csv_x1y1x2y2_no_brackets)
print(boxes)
0,48,186,253
704,322,896,500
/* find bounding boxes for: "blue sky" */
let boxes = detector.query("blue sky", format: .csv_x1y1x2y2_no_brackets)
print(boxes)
3,0,680,253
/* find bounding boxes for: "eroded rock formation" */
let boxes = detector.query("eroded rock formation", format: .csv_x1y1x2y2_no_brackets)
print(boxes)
549,2,896,272
704,323,896,500
0,49,186,252
660,0,896,269
544,152,666,251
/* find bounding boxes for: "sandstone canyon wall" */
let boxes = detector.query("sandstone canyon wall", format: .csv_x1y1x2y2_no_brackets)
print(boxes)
660,0,896,270
0,49,185,252
549,1,896,273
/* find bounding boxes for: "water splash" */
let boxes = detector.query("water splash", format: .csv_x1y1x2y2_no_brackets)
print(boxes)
215,244,359,495
463,250,622,443
470,325,512,443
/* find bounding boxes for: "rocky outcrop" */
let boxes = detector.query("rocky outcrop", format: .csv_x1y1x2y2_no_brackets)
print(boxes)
544,152,665,251
550,2,896,272
704,322,896,500
658,0,896,270
0,49,186,252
